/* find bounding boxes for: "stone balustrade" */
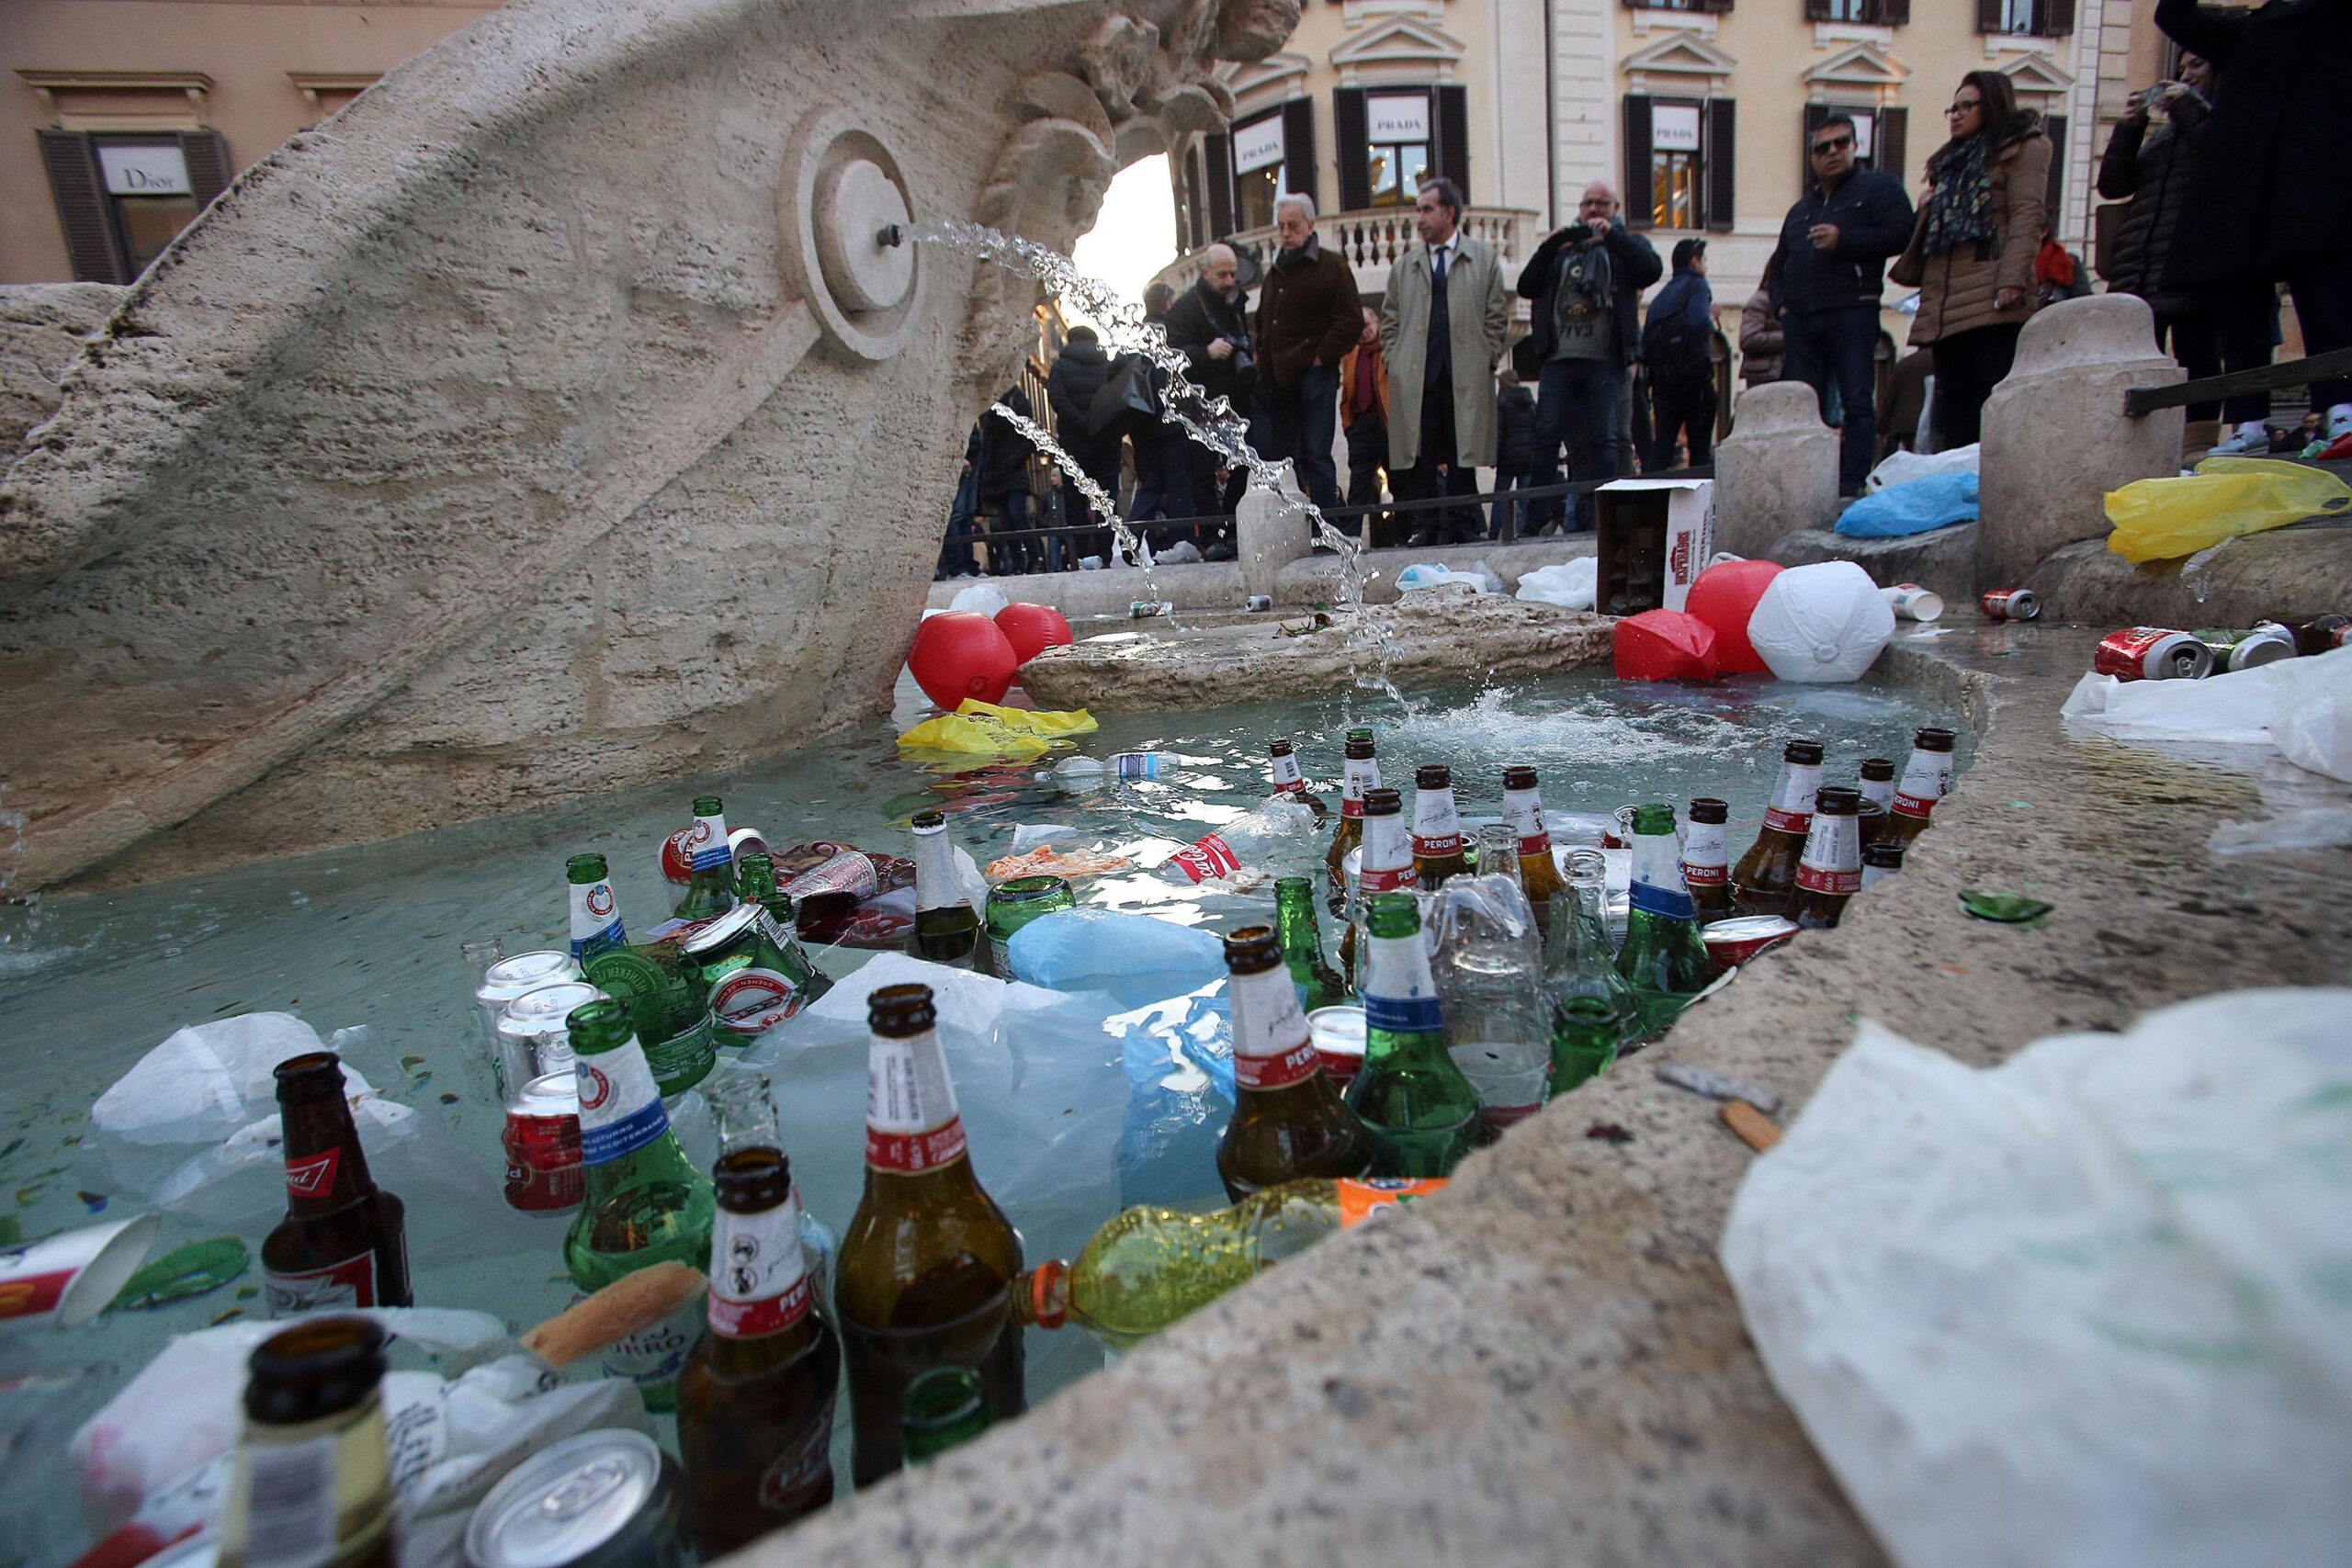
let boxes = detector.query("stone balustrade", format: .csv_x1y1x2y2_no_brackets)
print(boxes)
1150,205,1537,299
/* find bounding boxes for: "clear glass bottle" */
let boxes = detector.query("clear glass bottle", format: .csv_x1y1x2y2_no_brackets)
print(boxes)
1544,852,1640,1095
1428,873,1552,1137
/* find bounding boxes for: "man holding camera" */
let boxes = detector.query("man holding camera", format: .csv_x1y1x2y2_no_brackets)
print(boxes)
1516,180,1662,531
1163,243,1257,532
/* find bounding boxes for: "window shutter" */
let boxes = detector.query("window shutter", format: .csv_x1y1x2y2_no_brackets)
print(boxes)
178,130,232,210
1333,87,1371,213
1205,131,1234,237
1802,103,1831,193
1882,0,1911,23
1435,85,1471,201
1877,106,1908,185
1804,0,1833,20
1282,97,1318,212
1623,95,1653,231
1976,0,2006,33
1703,99,1736,232
2045,0,2075,33
37,130,128,285
2042,112,2068,215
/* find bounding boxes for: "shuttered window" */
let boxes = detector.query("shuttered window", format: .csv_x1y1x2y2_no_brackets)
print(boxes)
37,130,124,284
2042,112,2068,218
1434,85,1470,202
1333,87,1372,212
1282,97,1317,213
1704,99,1736,232
1204,132,1235,238
1623,95,1654,231
1878,107,1908,186
36,128,232,284
1983,0,2070,35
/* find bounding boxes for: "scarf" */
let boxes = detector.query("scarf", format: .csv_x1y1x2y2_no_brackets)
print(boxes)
2035,239,2076,289
1275,232,1321,271
1921,133,1997,257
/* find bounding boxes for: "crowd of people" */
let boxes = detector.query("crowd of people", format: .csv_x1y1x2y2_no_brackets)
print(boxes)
941,0,2350,579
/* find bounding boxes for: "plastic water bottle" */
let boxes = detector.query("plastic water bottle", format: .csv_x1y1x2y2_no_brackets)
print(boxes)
1158,797,1320,884
1049,750,1175,785
1427,874,1553,1134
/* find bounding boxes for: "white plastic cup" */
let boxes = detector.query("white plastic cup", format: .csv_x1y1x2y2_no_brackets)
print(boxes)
1882,584,1945,622
0,1213,161,1331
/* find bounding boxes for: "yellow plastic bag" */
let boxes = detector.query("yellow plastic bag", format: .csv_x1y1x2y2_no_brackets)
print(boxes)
897,699,1098,756
2104,456,2352,564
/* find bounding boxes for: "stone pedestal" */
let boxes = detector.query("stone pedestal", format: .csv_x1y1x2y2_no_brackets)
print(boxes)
1713,382,1840,558
1977,293,2184,592
1235,460,1313,601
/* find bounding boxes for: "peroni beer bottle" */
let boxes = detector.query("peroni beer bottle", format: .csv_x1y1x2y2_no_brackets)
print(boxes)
1217,924,1371,1201
1324,728,1379,905
1500,765,1566,936
1730,740,1824,918
262,1053,412,1315
1680,797,1732,919
1409,763,1468,889
1877,728,1957,849
1265,738,1326,824
1789,785,1864,930
1342,786,1417,984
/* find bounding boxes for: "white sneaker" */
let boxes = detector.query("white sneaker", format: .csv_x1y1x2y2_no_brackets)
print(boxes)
2209,422,2271,457
2329,403,2352,440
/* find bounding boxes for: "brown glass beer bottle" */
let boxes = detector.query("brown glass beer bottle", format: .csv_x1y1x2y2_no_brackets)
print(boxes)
1500,765,1567,936
1788,786,1865,930
1217,926,1371,1201
1730,740,1825,919
1680,797,1733,919
1878,728,1958,849
1324,729,1379,905
1409,764,1469,888
262,1053,412,1315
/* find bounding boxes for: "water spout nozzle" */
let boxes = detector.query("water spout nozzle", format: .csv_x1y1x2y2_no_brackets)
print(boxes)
878,223,906,248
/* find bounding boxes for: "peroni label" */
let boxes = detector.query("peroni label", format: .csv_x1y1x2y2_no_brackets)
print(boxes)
865,1032,969,1172
756,1404,839,1509
1340,757,1379,818
1795,816,1862,895
1269,751,1306,793
1409,791,1463,859
1891,752,1954,821
1503,789,1551,857
573,1040,670,1166
1760,763,1824,834
1230,968,1319,1090
708,1194,813,1338
1680,818,1729,887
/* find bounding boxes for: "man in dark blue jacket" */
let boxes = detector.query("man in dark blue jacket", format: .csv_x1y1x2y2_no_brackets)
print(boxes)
1770,115,1916,494
1516,179,1663,532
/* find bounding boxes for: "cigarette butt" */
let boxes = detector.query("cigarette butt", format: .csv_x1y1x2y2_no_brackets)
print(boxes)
521,1260,706,1369
1720,1100,1782,1152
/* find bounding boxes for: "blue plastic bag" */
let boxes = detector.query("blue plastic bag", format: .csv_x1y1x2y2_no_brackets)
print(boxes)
1835,471,1979,538
1106,980,1232,1207
1006,909,1226,1008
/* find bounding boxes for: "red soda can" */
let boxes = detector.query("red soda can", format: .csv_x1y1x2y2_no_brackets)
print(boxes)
2094,626,2214,681
503,1073,584,1213
1980,588,2040,621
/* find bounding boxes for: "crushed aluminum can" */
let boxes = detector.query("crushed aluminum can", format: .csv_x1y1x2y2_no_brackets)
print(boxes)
1700,915,1798,969
1979,587,2040,621
1129,600,1172,618
1651,1060,1783,1117
2094,626,2213,681
1244,594,1274,612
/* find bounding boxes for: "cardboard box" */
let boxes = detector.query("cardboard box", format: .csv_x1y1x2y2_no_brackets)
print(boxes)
1593,479,1714,615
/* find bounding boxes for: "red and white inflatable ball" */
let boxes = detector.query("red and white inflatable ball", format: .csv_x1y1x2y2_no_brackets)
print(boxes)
1612,609,1720,682
994,602,1073,664
908,611,1020,710
1683,558,1782,676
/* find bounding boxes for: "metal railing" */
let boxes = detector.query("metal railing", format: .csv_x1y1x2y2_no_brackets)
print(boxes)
2124,346,2352,418
1149,206,1539,298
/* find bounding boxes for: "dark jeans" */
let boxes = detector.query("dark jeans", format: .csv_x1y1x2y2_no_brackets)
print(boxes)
1647,379,1717,471
1127,421,1195,529
1344,414,1393,547
1783,305,1881,491
937,468,978,577
2154,310,2222,423
1488,464,1533,541
1263,364,1340,510
981,489,1031,575
1531,357,1626,532
1929,322,2021,451
2216,264,2352,421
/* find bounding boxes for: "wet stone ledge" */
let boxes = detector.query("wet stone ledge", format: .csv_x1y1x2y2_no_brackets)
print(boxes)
734,622,2352,1568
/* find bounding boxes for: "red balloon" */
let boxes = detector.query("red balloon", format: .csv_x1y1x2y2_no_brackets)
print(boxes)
1613,609,1720,682
995,602,1074,664
1684,558,1783,675
908,612,1021,710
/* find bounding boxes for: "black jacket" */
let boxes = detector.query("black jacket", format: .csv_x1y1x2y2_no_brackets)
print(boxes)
1046,335,1115,457
2098,97,2209,313
975,385,1034,501
1161,276,1255,412
1495,385,1538,469
1768,168,1916,315
2157,0,2352,285
1515,224,1663,369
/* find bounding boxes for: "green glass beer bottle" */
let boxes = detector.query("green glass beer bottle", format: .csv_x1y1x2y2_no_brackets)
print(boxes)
567,852,628,964
673,795,739,923
899,1366,991,1467
1217,925,1370,1201
906,810,983,970
835,984,1023,1488
1346,893,1481,1178
561,998,716,1412
1614,804,1719,1040
1273,876,1349,1013
983,874,1075,977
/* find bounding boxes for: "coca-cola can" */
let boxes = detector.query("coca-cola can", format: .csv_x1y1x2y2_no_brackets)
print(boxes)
2094,626,2214,681
1980,588,2041,621
503,1072,584,1213
1701,915,1799,970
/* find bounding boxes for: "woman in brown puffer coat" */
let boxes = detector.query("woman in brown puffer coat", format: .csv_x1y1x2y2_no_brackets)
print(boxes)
1894,70,2052,450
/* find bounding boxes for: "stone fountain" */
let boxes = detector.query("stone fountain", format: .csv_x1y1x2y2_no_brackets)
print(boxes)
0,0,1301,891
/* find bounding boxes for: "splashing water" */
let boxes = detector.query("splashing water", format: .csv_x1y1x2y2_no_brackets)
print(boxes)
985,398,1188,628
911,217,1408,699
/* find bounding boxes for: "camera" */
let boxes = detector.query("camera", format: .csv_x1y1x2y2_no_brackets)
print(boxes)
1563,222,1595,244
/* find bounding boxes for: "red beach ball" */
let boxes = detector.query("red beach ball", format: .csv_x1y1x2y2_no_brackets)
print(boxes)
995,603,1074,664
1685,559,1782,675
908,612,1021,710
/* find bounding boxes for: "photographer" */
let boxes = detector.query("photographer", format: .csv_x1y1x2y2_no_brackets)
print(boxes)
1162,243,1257,540
1515,180,1662,532
2098,61,2221,444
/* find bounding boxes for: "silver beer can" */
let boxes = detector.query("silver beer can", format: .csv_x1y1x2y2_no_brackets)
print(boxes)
464,1429,689,1568
494,980,605,1101
474,951,582,1059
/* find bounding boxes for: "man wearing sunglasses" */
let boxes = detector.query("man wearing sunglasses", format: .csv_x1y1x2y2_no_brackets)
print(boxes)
1766,116,1916,495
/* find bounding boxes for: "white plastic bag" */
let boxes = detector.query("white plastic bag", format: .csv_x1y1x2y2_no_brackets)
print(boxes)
1513,558,1598,609
1864,443,1980,493
1723,990,2352,1568
946,581,1010,616
2060,645,2352,782
1744,561,1895,682
1395,562,1494,593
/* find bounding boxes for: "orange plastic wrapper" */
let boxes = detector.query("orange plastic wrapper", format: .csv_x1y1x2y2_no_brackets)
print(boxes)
984,844,1134,886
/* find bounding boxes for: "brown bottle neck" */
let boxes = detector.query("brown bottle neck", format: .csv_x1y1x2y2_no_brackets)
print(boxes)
278,1090,379,1213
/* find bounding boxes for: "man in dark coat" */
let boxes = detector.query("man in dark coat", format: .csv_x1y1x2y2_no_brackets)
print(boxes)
1252,194,1362,511
1516,179,1662,531
1162,243,1255,540
1125,282,1196,541
1488,370,1538,541
1045,325,1119,570
974,384,1037,575
1767,114,1915,494
2158,0,2352,443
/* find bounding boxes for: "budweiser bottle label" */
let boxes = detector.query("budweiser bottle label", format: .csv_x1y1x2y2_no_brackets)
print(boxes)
865,1030,968,1172
1362,930,1444,1034
1629,831,1697,921
1340,755,1380,819
265,1252,379,1315
1167,832,1241,884
283,1147,342,1201
1794,815,1863,895
1228,965,1320,1091
1410,787,1463,860
1891,750,1955,822
1359,814,1419,894
573,1038,670,1166
1680,818,1729,888
1760,761,1824,834
1269,750,1307,795
708,1191,815,1338
1502,788,1552,857
569,877,626,960
684,808,731,873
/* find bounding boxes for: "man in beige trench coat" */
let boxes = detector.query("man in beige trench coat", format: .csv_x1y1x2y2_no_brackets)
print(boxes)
1380,176,1512,547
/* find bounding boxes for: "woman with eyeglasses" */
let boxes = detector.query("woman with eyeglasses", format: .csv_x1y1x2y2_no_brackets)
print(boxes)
1891,70,2052,451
